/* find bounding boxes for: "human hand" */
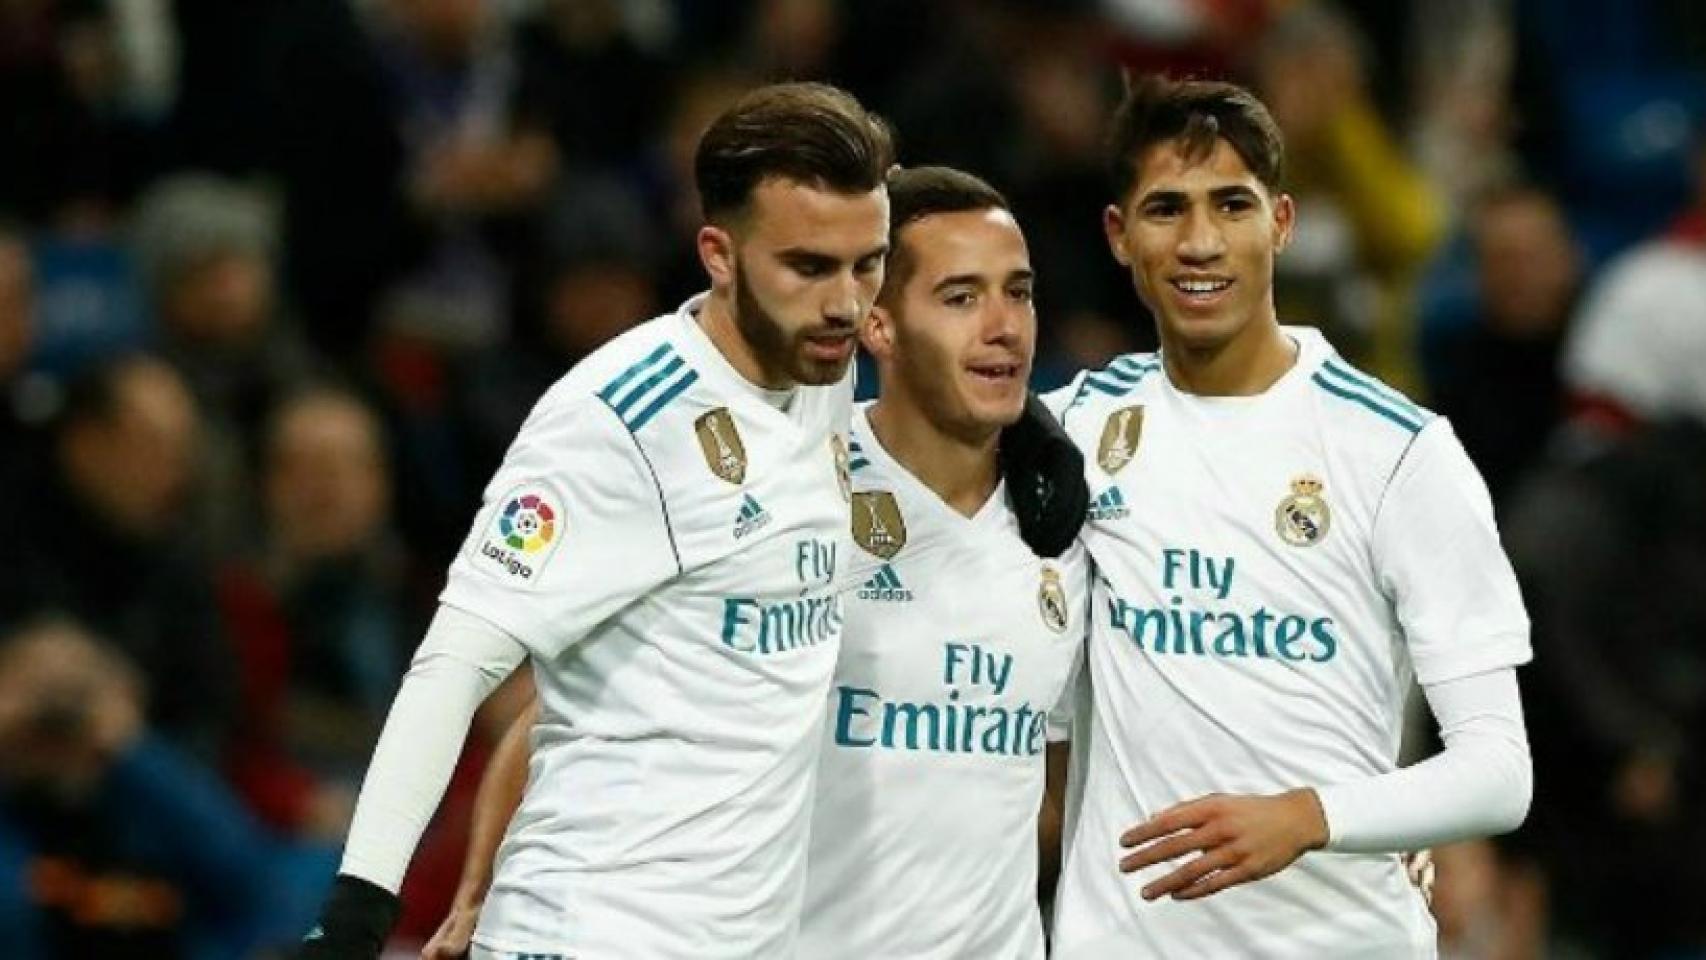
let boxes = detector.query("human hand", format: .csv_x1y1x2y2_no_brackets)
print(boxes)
1403,848,1436,907
420,896,482,959
0,620,142,789
1118,789,1329,900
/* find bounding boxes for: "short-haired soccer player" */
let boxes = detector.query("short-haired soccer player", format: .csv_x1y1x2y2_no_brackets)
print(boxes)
299,82,895,960
1046,75,1533,958
420,166,1094,960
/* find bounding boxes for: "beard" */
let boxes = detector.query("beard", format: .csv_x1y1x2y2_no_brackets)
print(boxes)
733,260,855,387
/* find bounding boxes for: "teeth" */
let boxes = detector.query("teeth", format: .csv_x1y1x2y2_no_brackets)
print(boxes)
1177,279,1229,293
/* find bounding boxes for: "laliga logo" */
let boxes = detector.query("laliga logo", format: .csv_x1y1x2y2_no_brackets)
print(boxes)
482,492,560,580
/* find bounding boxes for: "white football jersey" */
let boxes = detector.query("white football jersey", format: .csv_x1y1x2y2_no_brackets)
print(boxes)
797,403,1089,960
1047,327,1531,959
442,295,854,958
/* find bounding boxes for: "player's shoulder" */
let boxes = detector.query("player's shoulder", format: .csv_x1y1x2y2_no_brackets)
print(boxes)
1050,350,1164,423
550,310,706,435
1298,332,1436,454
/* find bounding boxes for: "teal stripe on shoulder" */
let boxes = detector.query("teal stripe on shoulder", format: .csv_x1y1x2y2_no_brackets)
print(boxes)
627,369,699,431
597,342,675,403
1319,359,1428,420
1311,372,1422,434
612,355,687,417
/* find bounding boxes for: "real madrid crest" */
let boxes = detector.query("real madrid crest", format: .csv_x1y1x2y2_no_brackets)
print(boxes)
1275,474,1331,547
830,434,852,501
1097,405,1144,474
695,408,748,485
1038,565,1070,634
850,491,907,559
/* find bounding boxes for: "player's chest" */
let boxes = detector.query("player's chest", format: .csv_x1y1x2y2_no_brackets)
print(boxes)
837,536,1084,705
1075,401,1369,588
659,402,854,597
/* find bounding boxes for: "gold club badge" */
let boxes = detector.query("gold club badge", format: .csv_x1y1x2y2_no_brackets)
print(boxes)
695,408,747,485
1275,474,1331,547
1097,405,1144,474
1038,565,1070,634
830,434,852,502
851,491,907,559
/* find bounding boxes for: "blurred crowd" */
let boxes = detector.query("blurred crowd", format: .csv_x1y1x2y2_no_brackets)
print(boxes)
0,0,1703,956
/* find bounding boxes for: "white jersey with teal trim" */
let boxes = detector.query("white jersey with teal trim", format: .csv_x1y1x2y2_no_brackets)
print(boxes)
441,294,855,958
796,403,1089,960
1046,327,1530,959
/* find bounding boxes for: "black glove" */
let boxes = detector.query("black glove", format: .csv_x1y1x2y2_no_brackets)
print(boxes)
999,393,1089,558
295,874,401,959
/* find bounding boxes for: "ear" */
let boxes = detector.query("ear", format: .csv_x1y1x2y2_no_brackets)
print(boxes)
862,303,897,361
698,224,736,291
1271,192,1296,254
1102,203,1130,267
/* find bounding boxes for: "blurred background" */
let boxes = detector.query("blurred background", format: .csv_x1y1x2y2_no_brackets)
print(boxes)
0,0,1703,956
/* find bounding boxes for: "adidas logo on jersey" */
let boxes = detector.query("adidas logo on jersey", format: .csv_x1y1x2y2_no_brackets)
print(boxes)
734,493,773,539
856,563,914,602
1088,486,1129,520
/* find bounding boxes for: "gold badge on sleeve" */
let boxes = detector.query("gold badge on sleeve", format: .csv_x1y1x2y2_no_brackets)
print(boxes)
1097,405,1144,474
1038,565,1070,634
695,407,748,485
851,491,907,559
1275,474,1331,546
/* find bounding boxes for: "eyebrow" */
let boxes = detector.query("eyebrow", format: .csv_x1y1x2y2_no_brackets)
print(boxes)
778,244,890,265
931,267,1034,293
1137,185,1260,207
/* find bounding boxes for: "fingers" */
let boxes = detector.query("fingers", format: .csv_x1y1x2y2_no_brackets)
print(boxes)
1141,847,1239,900
1172,862,1258,901
1119,797,1216,848
1119,827,1217,874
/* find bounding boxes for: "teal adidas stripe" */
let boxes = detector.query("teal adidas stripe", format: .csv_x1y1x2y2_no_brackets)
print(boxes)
628,369,699,431
598,343,675,404
1311,372,1422,433
1319,359,1426,421
611,355,686,418
849,457,871,472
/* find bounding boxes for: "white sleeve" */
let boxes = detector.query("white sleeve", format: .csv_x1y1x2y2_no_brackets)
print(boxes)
338,604,528,891
440,394,679,658
1372,420,1532,684
1315,667,1531,852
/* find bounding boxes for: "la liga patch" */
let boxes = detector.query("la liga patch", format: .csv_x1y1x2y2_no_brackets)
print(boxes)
474,483,566,583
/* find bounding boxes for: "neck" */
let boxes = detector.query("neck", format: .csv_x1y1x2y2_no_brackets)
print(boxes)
1162,314,1296,396
865,395,999,518
698,288,791,390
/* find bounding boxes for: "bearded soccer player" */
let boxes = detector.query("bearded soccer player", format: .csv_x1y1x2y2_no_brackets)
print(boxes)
298,82,893,960
421,167,1093,960
1046,76,1533,957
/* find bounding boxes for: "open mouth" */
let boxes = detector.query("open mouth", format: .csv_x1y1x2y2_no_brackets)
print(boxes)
1170,276,1234,302
967,362,1024,383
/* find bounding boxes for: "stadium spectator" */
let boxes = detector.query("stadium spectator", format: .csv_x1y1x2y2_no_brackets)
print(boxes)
1250,2,1446,393
219,387,414,838
1561,135,1706,436
0,616,274,959
1430,184,1583,508
0,355,235,763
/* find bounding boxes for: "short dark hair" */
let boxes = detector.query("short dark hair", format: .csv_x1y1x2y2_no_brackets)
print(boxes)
1106,75,1285,204
879,165,1009,303
695,82,896,223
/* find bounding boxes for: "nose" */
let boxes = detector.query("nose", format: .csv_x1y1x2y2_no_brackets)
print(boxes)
822,271,863,327
1176,206,1226,264
984,292,1029,351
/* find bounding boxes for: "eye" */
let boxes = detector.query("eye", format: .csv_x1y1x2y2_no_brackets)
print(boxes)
1219,196,1256,215
855,254,884,275
792,260,829,279
1142,200,1183,219
942,289,977,308
1007,284,1034,304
